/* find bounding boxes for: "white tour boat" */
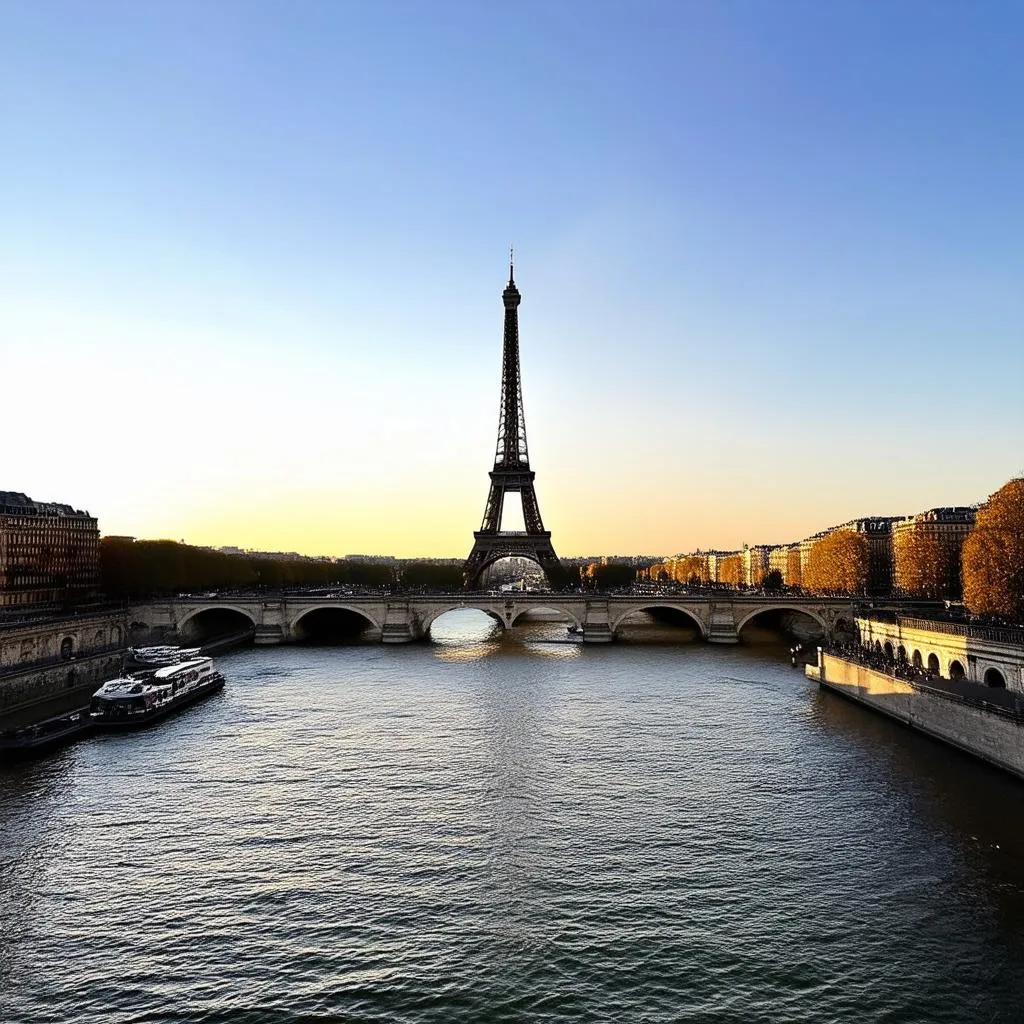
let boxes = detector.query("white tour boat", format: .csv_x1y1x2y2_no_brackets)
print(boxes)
90,657,225,727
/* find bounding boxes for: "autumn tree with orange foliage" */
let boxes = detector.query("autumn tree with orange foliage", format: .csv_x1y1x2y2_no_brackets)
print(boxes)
786,548,802,588
804,529,870,594
718,554,743,586
893,526,955,598
963,478,1024,621
676,555,708,585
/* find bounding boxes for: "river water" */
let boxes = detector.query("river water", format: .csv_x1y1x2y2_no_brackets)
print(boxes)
3,610,1024,1023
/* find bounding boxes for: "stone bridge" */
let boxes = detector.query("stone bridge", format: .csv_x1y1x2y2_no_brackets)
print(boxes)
129,593,864,646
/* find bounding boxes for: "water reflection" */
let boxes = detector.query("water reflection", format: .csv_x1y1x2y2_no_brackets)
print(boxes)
3,632,1024,1022
810,683,1024,923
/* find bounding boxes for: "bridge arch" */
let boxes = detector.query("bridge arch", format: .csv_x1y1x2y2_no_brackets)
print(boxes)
509,605,582,631
734,605,828,639
422,604,507,640
178,605,257,643
611,605,708,639
464,553,551,591
290,605,382,643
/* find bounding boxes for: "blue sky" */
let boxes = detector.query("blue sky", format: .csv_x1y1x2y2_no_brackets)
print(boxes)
2,1,1022,556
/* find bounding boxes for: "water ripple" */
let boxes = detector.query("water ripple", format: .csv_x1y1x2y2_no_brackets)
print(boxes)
3,614,1024,1022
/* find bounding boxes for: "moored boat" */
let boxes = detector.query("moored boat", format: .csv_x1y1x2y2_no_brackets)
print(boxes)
0,708,93,761
90,657,224,728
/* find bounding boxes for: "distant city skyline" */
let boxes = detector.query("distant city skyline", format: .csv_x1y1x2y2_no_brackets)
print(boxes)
4,2,1022,557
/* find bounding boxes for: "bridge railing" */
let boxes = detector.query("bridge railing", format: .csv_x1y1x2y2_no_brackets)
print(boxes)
895,616,1024,647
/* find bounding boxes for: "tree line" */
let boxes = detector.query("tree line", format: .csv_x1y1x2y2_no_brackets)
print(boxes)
797,477,1023,621
100,538,443,599
100,477,1024,621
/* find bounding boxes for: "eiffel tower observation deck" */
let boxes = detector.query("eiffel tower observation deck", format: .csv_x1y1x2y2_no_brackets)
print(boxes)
463,259,567,590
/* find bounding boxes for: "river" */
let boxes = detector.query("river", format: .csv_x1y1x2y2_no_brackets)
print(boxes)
3,609,1024,1022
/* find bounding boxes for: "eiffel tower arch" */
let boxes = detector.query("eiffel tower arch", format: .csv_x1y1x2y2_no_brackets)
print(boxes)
464,260,567,591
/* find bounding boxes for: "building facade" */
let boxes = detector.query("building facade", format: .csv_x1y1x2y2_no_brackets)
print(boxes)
768,544,794,583
0,491,100,610
839,516,901,595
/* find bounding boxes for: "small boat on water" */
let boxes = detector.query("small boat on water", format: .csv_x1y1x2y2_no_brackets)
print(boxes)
124,645,202,670
91,657,225,728
0,708,92,761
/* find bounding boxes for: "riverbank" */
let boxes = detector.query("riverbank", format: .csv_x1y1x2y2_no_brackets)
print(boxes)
1,630,251,735
810,651,1024,781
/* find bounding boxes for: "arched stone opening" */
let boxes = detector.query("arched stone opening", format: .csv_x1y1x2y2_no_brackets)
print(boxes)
912,650,923,669
292,608,377,645
60,637,74,661
883,641,895,661
874,640,883,656
984,667,1007,689
510,605,582,638
897,645,907,664
473,555,550,593
614,606,705,643
179,608,256,646
427,608,505,645
833,617,857,643
736,608,826,646
949,659,966,681
927,653,940,674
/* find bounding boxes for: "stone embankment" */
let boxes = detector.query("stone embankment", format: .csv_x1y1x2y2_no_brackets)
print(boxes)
809,650,1024,782
0,610,128,720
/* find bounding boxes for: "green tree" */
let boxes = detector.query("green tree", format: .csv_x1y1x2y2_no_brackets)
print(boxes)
401,563,464,591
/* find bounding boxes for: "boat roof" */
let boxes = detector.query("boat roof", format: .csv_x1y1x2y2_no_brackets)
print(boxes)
153,657,213,679
93,677,160,698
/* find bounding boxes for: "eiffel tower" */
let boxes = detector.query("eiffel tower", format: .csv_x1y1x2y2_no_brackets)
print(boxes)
464,258,567,590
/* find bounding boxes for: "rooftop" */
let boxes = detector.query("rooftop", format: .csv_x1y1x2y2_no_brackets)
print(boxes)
0,490,91,518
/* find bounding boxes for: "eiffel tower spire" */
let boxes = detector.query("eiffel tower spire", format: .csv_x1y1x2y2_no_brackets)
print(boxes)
464,260,566,590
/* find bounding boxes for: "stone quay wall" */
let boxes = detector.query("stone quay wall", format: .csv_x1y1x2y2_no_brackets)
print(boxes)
0,610,128,716
811,651,1024,782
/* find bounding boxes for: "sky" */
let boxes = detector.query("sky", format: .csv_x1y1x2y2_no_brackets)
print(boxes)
2,1,1023,558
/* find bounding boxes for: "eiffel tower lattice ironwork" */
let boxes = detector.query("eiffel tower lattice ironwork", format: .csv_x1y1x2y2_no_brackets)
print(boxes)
463,259,566,590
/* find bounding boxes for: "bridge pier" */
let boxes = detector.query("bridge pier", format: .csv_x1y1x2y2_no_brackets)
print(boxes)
706,603,740,644
381,602,420,644
582,599,614,643
254,625,285,645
